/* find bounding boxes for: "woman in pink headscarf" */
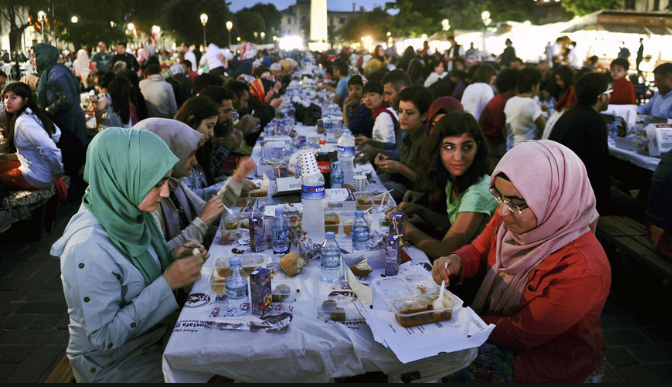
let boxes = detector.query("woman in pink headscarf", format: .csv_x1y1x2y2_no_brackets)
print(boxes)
434,140,610,383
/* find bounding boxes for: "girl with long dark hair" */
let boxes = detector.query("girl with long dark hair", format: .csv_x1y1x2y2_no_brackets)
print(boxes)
395,111,497,260
174,96,224,200
0,82,64,190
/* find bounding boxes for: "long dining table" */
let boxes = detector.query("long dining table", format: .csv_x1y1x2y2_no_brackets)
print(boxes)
161,121,479,383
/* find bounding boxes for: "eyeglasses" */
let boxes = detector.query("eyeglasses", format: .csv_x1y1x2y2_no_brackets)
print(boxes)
489,187,528,215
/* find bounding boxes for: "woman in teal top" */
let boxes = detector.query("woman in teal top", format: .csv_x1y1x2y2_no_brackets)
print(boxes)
397,111,498,261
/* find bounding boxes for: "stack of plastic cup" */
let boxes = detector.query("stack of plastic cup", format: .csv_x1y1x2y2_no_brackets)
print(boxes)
300,150,326,243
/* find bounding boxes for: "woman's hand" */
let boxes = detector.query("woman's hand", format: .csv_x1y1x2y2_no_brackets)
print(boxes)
377,159,401,174
402,190,424,204
355,146,379,164
163,255,203,290
395,201,423,216
199,195,225,225
241,178,258,191
233,157,255,183
354,134,370,146
171,241,209,263
374,153,390,166
432,254,462,286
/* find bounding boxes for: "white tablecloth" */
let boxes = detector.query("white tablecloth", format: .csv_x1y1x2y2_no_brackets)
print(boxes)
162,121,477,382
608,140,660,172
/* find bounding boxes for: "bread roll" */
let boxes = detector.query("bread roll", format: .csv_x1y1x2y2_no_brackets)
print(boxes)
350,258,373,276
279,252,306,277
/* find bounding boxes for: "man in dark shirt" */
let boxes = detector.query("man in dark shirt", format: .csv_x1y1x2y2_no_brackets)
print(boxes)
549,72,611,213
111,42,139,74
549,72,646,220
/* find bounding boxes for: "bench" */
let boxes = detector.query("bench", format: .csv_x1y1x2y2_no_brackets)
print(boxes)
44,355,75,383
0,176,70,241
595,215,672,321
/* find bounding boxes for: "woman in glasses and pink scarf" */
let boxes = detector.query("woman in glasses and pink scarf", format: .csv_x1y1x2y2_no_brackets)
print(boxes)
434,140,610,383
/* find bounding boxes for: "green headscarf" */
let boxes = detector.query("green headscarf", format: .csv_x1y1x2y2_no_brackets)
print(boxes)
33,43,80,109
82,127,179,285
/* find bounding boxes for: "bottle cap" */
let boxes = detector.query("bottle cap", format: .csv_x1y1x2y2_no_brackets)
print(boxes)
230,256,241,266
326,231,335,239
299,150,320,177
275,207,284,215
355,210,363,217
319,140,326,145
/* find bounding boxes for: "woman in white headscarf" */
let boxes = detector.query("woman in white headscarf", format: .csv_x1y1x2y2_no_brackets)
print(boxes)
72,49,91,81
134,118,254,249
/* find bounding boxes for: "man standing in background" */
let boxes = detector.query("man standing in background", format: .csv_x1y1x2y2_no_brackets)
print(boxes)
91,42,111,73
181,43,197,73
637,37,645,76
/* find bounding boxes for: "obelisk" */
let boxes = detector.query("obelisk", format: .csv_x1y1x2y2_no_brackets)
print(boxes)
309,0,328,51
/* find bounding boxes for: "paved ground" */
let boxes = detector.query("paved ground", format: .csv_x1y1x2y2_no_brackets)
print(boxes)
1,198,671,383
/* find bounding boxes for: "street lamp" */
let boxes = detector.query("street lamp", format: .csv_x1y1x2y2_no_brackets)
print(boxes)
442,19,450,41
481,11,491,57
200,13,208,50
260,32,265,42
226,21,233,49
71,16,78,24
37,11,45,42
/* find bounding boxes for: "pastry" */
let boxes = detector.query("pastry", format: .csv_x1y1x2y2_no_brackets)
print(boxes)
279,252,306,277
350,258,373,276
249,189,268,197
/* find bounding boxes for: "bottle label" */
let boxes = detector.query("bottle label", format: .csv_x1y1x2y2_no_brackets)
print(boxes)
225,279,248,300
317,160,331,174
352,224,370,243
337,145,355,157
321,251,341,269
302,184,325,200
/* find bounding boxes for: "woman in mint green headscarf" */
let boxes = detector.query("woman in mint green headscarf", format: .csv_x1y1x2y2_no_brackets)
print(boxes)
30,43,87,147
50,127,207,383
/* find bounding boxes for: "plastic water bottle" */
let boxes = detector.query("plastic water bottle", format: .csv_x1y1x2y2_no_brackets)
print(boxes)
321,231,341,282
337,128,356,185
272,207,290,254
331,161,344,188
352,210,370,254
225,256,249,316
302,169,326,243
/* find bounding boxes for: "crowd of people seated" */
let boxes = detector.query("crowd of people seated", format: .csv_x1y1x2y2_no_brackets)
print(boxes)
0,36,669,383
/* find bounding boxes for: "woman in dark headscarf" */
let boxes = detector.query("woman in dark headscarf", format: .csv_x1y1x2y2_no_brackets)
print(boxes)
30,43,87,146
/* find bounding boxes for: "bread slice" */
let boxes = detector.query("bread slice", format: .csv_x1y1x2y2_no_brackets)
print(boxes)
350,257,373,276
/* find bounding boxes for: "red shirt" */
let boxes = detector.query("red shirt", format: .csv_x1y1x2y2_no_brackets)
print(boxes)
610,76,636,105
454,214,611,382
554,85,577,111
478,93,508,150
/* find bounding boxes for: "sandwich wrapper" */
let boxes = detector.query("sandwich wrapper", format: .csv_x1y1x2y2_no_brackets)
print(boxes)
346,252,495,364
